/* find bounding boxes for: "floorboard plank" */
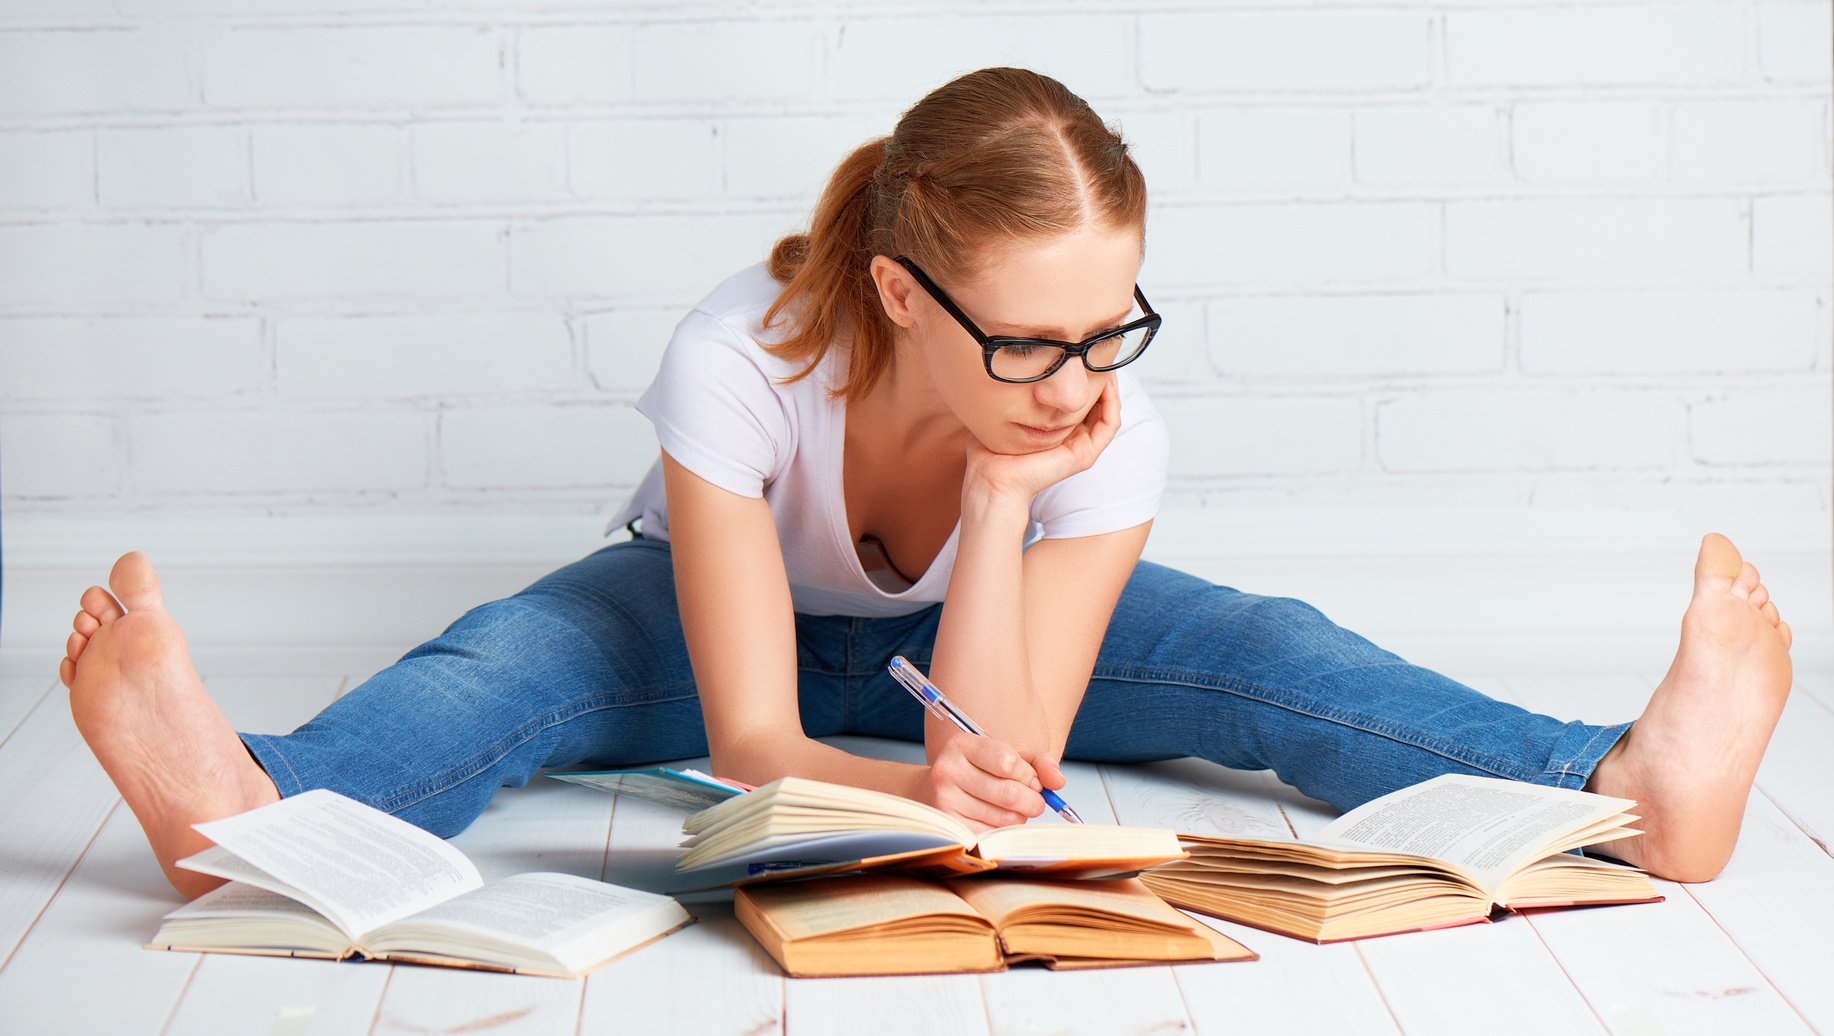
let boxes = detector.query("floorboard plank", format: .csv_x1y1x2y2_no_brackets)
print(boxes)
1799,676,1834,715
369,965,583,1036
1672,791,1834,1031
0,677,53,749
790,974,989,1036
362,754,620,1035
582,904,782,1036
981,965,1195,1035
164,955,392,1036
117,676,355,1035
1100,759,1402,1034
0,802,200,1034
1174,910,1402,1036
1750,674,1834,854
0,685,130,972
1501,675,1817,1034
576,756,785,1035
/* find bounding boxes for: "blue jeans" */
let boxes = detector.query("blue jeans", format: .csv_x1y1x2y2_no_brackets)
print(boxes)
239,537,1632,839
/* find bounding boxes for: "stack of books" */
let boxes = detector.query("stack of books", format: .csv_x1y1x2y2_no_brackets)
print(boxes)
562,766,1663,975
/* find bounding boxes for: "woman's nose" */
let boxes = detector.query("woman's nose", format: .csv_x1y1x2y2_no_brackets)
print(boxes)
1032,356,1090,412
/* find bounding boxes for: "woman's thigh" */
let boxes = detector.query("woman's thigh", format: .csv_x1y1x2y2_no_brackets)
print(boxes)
241,537,826,835
1064,560,1628,813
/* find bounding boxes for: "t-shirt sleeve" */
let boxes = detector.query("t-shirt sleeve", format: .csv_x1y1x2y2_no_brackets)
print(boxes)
634,309,791,498
1029,369,1171,539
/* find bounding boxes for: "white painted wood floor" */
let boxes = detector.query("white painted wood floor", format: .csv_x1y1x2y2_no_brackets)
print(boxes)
1,654,1830,1036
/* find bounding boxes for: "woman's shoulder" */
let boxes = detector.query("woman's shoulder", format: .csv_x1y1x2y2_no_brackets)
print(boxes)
671,261,822,382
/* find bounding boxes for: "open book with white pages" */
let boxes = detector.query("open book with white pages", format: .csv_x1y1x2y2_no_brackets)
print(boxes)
1139,773,1664,943
145,789,692,977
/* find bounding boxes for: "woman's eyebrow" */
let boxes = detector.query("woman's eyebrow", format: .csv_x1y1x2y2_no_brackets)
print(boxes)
998,306,1137,339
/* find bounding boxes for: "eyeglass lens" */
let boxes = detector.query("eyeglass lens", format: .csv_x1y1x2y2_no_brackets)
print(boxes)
989,324,1154,381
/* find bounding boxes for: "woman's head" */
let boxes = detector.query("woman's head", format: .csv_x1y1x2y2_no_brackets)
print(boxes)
761,67,1149,433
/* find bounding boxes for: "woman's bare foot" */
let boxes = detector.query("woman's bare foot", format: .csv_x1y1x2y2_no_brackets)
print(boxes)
61,551,281,899
1584,532,1794,882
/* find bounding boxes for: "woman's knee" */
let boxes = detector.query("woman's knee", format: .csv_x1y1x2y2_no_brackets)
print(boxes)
1111,570,1391,675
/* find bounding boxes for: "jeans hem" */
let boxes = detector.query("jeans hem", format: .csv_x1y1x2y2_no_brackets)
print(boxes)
238,732,308,798
1540,719,1634,791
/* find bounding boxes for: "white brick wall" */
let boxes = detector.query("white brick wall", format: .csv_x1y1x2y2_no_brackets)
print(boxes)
0,0,1826,540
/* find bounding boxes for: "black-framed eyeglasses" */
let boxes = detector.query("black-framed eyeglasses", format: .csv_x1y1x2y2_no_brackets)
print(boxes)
890,255,1162,384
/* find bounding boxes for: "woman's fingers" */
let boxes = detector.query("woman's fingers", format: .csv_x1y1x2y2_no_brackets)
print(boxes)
937,786,1031,830
935,739,1046,822
1027,752,1067,791
960,735,1041,790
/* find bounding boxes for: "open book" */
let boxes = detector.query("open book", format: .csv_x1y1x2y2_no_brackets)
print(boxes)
146,789,693,978
676,776,1187,886
1139,774,1663,943
735,872,1256,977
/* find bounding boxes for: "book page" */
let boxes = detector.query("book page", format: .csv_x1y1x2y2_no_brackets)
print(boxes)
1315,774,1633,893
172,844,368,936
148,880,354,957
949,876,1193,931
375,873,682,950
738,874,987,941
192,788,482,936
163,880,343,925
971,825,1184,868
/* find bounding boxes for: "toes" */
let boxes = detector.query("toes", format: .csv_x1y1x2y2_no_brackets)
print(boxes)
80,585,124,623
59,656,74,690
108,551,166,613
66,630,88,661
1779,621,1793,650
1760,601,1780,626
73,609,100,637
1732,561,1760,598
1748,583,1770,609
1695,532,1744,584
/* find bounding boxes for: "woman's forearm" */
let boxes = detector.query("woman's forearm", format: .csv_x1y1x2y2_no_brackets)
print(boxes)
925,482,1055,759
711,730,927,799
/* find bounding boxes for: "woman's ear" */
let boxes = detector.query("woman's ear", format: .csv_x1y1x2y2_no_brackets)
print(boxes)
867,255,918,331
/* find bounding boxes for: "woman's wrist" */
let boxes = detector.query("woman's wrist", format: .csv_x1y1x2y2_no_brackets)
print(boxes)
959,475,1032,531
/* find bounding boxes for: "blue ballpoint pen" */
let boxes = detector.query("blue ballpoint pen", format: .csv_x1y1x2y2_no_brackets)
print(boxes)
886,654,1084,824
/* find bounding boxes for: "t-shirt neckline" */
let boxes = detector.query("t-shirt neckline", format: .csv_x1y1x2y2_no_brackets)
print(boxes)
824,352,962,600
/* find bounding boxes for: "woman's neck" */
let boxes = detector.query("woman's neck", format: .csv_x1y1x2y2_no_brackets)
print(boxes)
852,356,970,457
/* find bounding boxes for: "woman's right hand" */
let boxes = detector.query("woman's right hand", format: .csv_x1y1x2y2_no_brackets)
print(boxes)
917,733,1066,832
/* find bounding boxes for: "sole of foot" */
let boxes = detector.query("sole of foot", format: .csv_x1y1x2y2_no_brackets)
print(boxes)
1585,532,1794,883
61,551,281,899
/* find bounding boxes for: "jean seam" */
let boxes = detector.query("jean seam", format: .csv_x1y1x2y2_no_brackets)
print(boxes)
1544,720,1632,788
243,733,308,797
1088,662,1547,783
375,690,700,815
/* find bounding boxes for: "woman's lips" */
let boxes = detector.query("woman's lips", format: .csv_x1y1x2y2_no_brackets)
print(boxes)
1016,421,1075,441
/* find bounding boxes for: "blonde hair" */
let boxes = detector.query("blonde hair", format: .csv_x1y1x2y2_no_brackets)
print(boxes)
760,67,1148,402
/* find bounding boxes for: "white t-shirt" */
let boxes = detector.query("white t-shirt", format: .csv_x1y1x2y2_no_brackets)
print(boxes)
608,260,1171,617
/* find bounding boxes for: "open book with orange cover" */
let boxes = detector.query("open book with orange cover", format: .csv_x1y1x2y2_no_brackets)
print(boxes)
675,776,1188,888
1139,774,1663,943
735,872,1255,977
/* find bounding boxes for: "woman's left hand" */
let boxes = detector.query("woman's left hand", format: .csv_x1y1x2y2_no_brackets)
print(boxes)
963,376,1122,504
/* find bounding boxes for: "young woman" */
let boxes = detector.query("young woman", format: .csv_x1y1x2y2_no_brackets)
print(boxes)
61,67,1794,901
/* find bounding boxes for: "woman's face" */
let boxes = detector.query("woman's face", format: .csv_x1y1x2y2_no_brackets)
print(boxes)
875,223,1145,455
